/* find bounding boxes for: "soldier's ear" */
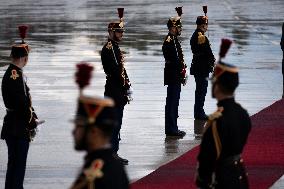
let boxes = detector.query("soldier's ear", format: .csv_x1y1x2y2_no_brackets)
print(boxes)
108,31,114,38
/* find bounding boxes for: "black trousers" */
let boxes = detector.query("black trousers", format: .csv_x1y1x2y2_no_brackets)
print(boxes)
5,136,30,189
111,105,124,153
165,84,181,134
194,76,208,119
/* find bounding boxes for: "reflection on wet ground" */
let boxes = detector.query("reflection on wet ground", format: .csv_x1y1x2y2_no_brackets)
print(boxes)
0,0,284,188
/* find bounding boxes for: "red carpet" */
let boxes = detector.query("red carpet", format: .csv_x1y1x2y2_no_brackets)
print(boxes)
131,99,284,189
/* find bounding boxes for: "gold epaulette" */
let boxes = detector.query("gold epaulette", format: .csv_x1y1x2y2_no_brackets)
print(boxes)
204,107,223,133
206,107,224,160
106,41,112,50
83,159,104,189
10,69,19,80
208,107,224,121
197,32,206,45
165,35,172,43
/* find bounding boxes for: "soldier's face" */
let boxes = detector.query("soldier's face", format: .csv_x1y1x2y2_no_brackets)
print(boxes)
170,27,181,36
201,24,208,33
114,31,124,42
212,81,221,99
73,124,87,151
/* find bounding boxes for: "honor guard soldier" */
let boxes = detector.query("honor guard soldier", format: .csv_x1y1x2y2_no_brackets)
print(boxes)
101,8,132,164
281,23,284,98
71,63,129,189
190,6,215,137
163,7,187,138
195,39,251,189
1,25,42,189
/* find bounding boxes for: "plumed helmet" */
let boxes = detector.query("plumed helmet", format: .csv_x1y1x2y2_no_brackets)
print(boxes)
167,6,183,29
11,25,30,58
212,62,239,92
74,62,117,135
167,16,182,29
108,8,125,32
196,16,208,25
75,95,117,135
212,38,239,92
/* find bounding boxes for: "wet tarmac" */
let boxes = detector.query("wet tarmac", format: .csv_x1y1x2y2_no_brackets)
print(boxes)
0,0,283,188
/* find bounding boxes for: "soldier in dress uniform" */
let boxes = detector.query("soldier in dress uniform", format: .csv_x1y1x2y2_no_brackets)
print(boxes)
190,6,215,137
1,25,41,189
71,63,129,189
70,95,129,189
281,22,284,98
163,7,187,138
195,39,251,189
101,8,132,164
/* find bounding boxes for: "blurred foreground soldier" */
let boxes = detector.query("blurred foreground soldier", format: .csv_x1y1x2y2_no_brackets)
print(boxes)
281,23,284,98
190,6,215,137
71,63,129,189
195,39,251,189
101,8,132,164
1,25,43,189
163,7,187,138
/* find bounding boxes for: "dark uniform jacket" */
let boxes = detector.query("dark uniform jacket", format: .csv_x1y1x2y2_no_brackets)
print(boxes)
162,33,186,85
196,98,251,189
71,148,129,189
101,39,130,107
1,64,37,141
190,29,215,77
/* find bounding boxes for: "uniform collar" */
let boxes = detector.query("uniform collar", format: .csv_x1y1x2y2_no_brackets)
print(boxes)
85,148,112,162
168,32,177,39
108,38,119,46
196,28,204,34
217,97,235,107
10,63,22,72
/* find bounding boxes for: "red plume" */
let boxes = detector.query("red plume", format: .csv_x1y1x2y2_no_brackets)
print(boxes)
18,25,28,43
75,62,94,92
219,38,233,59
175,7,183,17
117,8,124,19
203,6,207,15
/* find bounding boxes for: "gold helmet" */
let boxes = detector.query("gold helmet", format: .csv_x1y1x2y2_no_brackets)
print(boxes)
167,7,183,29
108,8,125,32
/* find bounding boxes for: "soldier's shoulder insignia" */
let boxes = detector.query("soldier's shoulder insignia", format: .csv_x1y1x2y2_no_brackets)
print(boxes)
84,159,104,182
165,35,172,43
204,107,224,132
10,69,19,80
208,107,224,121
106,41,112,50
197,32,206,45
